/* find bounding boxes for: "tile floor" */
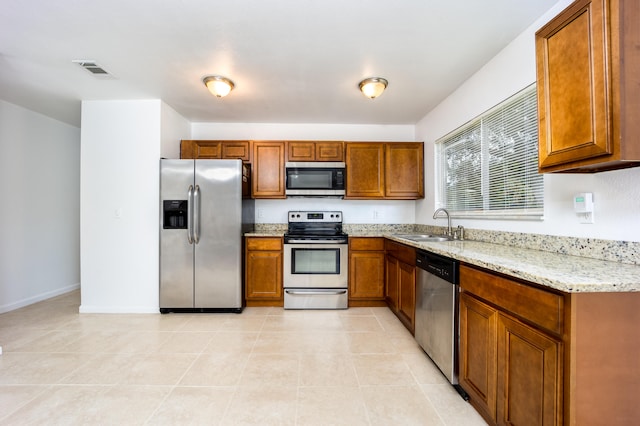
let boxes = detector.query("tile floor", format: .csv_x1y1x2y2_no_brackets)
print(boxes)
0,291,487,425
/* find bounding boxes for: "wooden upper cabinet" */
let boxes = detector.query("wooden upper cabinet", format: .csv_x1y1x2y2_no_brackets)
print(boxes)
252,141,286,198
315,142,344,161
180,140,251,161
287,142,315,161
345,142,424,199
535,0,640,172
287,141,344,162
222,141,252,161
344,143,385,198
385,143,424,199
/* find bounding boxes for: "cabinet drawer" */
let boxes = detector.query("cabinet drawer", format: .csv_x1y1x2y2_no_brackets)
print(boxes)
350,237,384,251
460,264,564,335
384,240,415,265
246,237,283,251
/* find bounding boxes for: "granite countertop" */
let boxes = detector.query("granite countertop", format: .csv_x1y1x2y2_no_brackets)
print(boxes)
245,226,640,293
244,231,284,237
384,235,640,293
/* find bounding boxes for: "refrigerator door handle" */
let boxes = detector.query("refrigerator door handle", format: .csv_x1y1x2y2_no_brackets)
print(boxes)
193,184,201,244
187,185,194,244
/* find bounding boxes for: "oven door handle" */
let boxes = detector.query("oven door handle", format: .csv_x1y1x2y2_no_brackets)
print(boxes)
285,239,348,244
285,290,348,295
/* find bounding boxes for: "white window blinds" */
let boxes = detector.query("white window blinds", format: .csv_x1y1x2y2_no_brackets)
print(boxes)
435,85,543,219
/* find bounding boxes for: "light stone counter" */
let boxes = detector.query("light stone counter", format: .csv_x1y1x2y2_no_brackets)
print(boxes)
384,235,640,293
247,223,640,293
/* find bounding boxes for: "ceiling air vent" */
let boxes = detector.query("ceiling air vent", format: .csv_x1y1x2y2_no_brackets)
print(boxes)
72,60,115,78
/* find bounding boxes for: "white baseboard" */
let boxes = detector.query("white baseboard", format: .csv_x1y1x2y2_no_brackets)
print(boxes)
78,305,159,314
0,283,80,314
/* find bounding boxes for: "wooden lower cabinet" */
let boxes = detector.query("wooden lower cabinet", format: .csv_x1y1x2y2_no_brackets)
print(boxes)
397,261,415,330
497,313,562,426
245,237,283,306
384,240,416,333
459,264,563,426
459,292,498,423
385,255,399,312
348,237,385,306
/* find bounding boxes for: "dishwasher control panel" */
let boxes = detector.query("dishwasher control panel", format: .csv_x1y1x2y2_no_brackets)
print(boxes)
416,250,459,284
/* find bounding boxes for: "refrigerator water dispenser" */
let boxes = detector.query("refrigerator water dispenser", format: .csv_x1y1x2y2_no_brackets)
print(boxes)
163,200,188,229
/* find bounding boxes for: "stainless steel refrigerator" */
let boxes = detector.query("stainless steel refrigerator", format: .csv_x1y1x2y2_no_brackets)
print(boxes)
159,159,254,313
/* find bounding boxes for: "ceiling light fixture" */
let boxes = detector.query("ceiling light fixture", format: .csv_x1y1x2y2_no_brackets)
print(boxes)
203,75,235,98
359,77,388,99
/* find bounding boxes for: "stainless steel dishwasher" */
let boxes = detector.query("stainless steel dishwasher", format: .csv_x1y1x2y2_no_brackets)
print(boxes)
415,249,468,399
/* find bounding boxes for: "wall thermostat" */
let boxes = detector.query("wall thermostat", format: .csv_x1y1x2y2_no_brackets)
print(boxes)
574,193,594,213
574,192,594,223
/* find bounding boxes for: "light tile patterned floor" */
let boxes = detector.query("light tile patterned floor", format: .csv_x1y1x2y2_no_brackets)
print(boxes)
0,291,487,425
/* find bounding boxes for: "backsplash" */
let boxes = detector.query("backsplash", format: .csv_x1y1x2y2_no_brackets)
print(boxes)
254,223,640,265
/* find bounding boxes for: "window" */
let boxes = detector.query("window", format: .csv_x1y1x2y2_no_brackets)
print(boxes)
435,84,543,219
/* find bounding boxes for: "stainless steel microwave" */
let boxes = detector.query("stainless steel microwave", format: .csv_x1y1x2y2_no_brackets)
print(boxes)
285,162,346,197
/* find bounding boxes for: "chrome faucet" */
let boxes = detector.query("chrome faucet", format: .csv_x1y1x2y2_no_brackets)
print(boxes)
433,208,452,238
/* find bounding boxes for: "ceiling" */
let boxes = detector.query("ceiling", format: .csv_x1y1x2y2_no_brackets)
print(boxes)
0,0,560,128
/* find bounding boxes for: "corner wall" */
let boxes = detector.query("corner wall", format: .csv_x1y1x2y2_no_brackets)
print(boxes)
0,100,80,313
415,0,640,242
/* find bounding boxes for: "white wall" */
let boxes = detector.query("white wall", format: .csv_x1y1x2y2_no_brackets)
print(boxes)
0,100,80,313
415,0,640,242
191,122,417,224
80,100,189,313
161,103,191,159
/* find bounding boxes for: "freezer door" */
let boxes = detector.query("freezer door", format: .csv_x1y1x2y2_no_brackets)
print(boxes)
194,159,243,309
160,159,195,308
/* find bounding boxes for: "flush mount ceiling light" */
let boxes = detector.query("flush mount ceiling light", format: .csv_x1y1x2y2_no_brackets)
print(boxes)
359,77,388,99
203,75,235,98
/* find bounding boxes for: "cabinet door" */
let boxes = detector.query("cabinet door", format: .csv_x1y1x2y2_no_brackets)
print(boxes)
344,143,384,198
385,143,424,199
181,140,251,161
497,313,562,426
536,0,622,172
316,142,344,161
459,292,498,424
252,141,286,198
181,140,221,159
397,261,416,333
385,255,399,311
349,251,385,300
287,141,315,161
245,249,283,301
221,141,251,161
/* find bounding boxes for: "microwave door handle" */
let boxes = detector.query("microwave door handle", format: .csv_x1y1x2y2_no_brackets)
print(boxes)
187,185,194,244
193,185,201,244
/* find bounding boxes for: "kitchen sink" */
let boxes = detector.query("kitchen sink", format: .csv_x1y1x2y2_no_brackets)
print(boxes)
392,234,453,242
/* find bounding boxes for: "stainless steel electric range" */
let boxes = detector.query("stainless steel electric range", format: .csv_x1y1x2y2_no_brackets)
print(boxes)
283,211,348,309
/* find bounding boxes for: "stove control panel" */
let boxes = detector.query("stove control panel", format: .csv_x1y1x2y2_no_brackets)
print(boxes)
288,211,342,223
